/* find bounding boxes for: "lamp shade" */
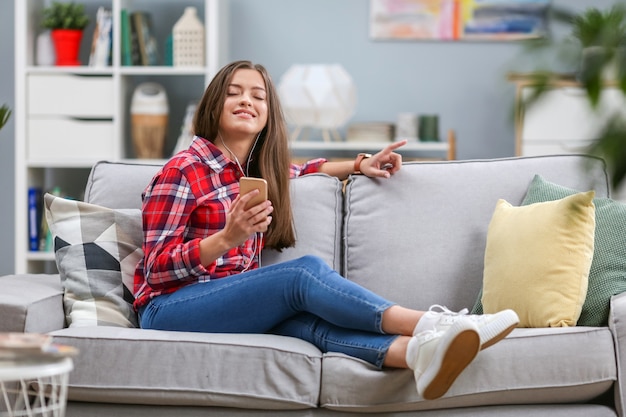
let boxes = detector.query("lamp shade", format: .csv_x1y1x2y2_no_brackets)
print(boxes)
278,64,357,139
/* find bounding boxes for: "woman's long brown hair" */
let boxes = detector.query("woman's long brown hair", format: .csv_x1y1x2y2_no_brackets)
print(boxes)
193,60,295,250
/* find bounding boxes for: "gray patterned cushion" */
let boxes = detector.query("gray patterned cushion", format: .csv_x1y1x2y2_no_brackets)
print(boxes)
44,194,142,328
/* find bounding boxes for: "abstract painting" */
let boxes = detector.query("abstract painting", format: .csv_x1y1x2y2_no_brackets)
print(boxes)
370,0,551,41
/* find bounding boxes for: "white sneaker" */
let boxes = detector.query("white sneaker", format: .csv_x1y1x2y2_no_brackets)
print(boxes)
415,305,519,350
406,318,480,400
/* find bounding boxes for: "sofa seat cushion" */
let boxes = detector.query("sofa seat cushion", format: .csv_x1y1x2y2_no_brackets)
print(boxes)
0,274,64,333
50,327,322,410
320,327,615,413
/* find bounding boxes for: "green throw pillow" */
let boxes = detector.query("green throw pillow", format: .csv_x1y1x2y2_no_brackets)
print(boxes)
472,175,626,327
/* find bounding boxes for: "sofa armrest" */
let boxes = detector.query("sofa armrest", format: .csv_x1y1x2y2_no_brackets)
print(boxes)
0,274,65,333
609,291,626,417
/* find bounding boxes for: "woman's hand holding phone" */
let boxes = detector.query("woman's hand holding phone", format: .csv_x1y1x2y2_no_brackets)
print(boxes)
239,177,268,210
198,179,272,267
221,178,273,247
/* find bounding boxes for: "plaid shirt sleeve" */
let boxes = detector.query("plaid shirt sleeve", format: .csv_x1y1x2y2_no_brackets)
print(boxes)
290,158,327,177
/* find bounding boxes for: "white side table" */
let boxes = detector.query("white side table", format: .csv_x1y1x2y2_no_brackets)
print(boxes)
0,357,73,417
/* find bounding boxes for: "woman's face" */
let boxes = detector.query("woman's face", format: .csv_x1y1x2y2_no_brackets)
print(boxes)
219,68,269,141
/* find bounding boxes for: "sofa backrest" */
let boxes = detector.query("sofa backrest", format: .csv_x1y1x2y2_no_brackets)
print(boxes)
85,155,609,312
342,154,609,312
84,161,344,272
84,161,162,209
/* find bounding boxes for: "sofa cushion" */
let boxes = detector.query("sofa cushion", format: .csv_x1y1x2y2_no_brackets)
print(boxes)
50,327,322,410
481,191,596,327
45,194,141,328
84,161,162,209
262,174,344,271
320,326,616,413
343,155,609,312
0,274,64,333
522,175,626,327
85,161,344,272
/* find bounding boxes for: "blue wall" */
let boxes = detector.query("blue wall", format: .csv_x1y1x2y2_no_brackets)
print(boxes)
230,0,520,159
227,0,615,159
0,0,617,275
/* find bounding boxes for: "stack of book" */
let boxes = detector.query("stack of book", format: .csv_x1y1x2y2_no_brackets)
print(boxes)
0,333,78,361
346,122,395,143
121,10,159,66
28,186,64,253
88,7,113,67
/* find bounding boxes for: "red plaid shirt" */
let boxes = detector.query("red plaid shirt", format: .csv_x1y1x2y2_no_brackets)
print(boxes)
133,136,326,310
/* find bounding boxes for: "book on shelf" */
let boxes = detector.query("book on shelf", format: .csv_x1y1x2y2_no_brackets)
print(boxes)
165,34,173,66
120,9,133,66
0,333,78,361
28,187,42,252
346,122,395,143
131,11,159,66
88,6,113,67
28,186,65,253
129,11,142,65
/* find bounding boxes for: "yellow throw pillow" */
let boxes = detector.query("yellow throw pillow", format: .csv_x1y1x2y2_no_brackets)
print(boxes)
482,191,596,328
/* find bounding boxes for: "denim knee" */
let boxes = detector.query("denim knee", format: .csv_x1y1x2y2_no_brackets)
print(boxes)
296,254,332,271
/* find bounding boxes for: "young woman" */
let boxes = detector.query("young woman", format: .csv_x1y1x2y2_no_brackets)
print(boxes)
133,60,518,400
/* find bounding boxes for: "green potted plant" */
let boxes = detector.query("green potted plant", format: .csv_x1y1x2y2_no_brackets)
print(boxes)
0,105,11,131
42,2,90,66
572,5,626,105
518,4,626,190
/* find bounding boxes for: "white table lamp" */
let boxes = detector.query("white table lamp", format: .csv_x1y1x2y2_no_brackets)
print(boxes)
278,64,357,142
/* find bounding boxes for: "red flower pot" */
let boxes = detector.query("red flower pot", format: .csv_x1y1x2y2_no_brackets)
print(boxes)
51,29,84,66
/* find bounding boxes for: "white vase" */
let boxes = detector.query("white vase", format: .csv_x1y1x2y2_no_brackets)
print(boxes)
36,31,55,66
173,7,205,67
130,83,169,159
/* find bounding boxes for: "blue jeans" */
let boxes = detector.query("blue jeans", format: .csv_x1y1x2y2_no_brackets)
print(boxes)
139,255,398,368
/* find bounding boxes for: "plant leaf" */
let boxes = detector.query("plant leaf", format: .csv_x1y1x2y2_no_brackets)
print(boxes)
588,116,626,190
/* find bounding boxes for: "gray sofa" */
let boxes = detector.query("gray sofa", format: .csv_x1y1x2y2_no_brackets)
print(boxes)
2,154,625,416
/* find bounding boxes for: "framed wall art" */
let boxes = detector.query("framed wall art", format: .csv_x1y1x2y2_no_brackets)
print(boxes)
369,0,551,41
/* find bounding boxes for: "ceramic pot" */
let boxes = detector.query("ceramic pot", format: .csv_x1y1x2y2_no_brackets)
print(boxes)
36,31,55,66
130,83,169,159
51,29,83,66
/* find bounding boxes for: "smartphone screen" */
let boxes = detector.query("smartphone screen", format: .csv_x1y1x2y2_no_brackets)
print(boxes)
239,177,268,210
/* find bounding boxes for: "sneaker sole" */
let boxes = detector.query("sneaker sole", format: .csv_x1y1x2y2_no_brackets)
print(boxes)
480,309,519,350
418,321,480,400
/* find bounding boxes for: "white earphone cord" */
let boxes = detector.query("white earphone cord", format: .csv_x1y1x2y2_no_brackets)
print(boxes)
220,132,261,177
220,132,264,270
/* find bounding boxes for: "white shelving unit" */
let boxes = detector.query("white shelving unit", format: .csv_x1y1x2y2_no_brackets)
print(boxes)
510,73,626,202
14,0,228,274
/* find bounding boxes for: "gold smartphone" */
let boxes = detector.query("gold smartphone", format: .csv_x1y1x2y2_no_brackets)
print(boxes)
239,177,268,210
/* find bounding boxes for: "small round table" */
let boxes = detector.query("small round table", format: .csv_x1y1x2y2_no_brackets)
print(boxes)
0,357,73,417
